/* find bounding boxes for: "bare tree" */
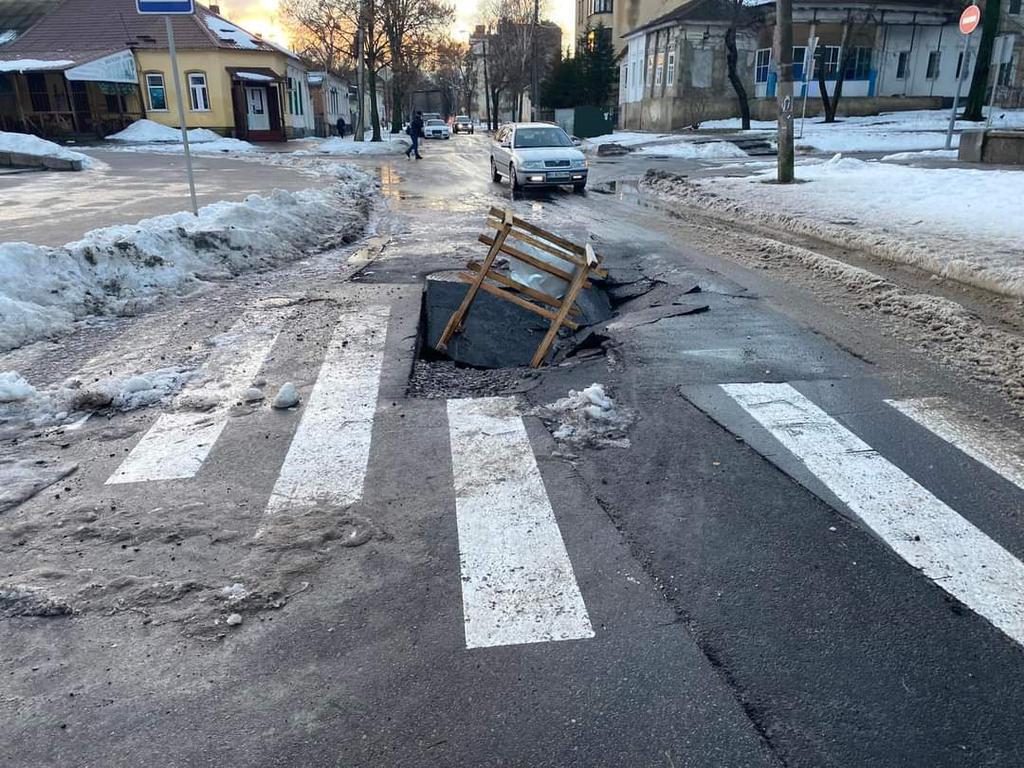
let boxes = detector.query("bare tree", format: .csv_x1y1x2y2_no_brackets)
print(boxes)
815,7,877,123
481,0,541,127
963,0,1003,120
723,0,754,130
382,0,453,132
280,0,354,125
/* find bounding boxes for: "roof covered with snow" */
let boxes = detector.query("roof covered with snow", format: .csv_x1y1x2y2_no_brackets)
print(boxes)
0,0,293,67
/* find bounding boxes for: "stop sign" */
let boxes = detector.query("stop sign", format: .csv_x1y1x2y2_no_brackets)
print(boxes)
959,4,981,34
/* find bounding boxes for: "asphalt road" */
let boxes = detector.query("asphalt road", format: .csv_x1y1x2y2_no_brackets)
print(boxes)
2,134,1023,767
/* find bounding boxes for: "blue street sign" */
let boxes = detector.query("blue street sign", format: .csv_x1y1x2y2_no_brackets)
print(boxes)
136,0,194,14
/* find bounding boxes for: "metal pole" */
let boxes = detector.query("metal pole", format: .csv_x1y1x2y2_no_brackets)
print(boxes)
799,31,817,140
531,0,539,121
775,0,795,183
165,15,198,215
355,0,365,141
985,35,1005,127
945,32,972,150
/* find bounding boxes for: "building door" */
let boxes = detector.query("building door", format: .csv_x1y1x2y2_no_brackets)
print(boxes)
246,87,270,131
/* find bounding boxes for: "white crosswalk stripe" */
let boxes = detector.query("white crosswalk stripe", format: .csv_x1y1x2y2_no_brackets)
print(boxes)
886,397,1024,492
106,312,283,485
447,396,595,649
722,382,1024,647
263,305,390,515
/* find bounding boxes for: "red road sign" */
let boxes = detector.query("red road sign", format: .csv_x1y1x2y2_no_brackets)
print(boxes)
959,4,981,35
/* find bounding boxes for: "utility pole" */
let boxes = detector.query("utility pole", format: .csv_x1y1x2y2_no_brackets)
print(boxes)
530,0,539,122
355,0,366,141
774,0,795,183
482,32,492,130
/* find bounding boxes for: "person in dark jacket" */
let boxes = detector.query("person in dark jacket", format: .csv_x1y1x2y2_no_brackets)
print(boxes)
336,116,346,137
405,111,424,160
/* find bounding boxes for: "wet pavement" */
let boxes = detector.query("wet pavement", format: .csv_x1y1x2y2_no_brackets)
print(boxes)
2,134,1024,767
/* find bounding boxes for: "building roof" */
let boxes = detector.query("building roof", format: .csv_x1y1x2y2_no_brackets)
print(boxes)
0,0,64,47
626,0,740,38
0,0,292,68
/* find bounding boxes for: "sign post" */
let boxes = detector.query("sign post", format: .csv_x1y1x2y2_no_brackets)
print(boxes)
945,4,981,150
137,0,198,215
799,33,818,139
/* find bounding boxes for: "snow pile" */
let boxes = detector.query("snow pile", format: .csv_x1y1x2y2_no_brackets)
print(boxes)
120,137,259,154
293,136,410,156
797,130,955,153
536,383,634,449
0,164,376,352
0,366,194,430
0,59,73,73
107,119,224,143
584,131,675,151
0,131,94,168
642,159,1024,299
635,140,748,159
881,149,959,162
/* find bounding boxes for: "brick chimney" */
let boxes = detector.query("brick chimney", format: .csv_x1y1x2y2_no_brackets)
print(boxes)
209,4,220,13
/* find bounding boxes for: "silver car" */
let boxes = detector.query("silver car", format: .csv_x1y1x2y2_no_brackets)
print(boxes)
490,122,588,192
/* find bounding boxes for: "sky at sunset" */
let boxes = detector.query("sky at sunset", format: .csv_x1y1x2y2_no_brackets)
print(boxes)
215,0,575,50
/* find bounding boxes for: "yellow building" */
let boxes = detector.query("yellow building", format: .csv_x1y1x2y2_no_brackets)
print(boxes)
0,0,313,141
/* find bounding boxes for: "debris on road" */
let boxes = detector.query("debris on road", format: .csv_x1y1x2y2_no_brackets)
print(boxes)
536,383,634,449
225,612,243,626
272,382,300,409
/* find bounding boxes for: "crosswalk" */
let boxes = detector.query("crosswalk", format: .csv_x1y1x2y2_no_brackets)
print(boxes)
98,302,1024,653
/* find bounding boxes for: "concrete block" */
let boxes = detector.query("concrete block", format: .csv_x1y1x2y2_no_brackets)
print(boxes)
958,129,986,162
983,130,1024,165
8,152,45,169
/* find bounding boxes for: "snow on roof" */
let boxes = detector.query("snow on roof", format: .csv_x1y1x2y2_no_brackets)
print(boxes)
235,71,274,82
0,58,73,72
202,13,259,49
0,29,16,45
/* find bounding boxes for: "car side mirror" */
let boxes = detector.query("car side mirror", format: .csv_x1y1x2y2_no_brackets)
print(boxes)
501,140,511,148
571,137,583,146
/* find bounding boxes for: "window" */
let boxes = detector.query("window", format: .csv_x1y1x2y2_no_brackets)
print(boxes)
146,72,167,111
105,91,127,113
755,48,771,83
188,72,209,111
926,50,941,79
287,76,304,115
646,52,655,85
666,50,676,86
998,55,1015,86
655,52,664,86
26,73,50,112
792,46,807,81
329,86,341,115
1009,0,1021,14
843,47,872,80
816,45,841,78
513,126,573,148
896,51,909,79
592,0,612,12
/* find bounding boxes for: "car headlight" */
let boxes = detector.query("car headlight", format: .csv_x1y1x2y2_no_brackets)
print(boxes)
573,159,588,169
521,160,544,170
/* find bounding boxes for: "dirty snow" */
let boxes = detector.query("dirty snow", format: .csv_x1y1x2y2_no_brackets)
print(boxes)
107,119,225,144
643,158,1024,299
0,130,94,167
881,149,959,162
0,164,376,352
112,137,259,154
536,383,634,449
584,131,675,150
0,458,77,513
635,140,748,159
293,136,410,156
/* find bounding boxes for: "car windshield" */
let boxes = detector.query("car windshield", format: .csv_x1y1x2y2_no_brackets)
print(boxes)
426,120,445,126
513,127,573,148
456,116,470,121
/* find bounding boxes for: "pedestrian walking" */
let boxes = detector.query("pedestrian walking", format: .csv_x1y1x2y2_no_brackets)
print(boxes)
405,111,424,160
336,116,346,138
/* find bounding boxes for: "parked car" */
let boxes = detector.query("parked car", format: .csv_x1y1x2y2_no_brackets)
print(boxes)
489,122,588,192
421,112,442,123
424,118,451,139
453,115,474,134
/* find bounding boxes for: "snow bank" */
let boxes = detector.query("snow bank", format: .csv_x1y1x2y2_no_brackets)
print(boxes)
0,164,376,352
642,158,1024,298
881,149,959,162
536,383,634,449
584,131,675,150
797,130,955,153
294,136,410,156
107,119,228,144
114,137,259,154
635,140,748,159
0,131,94,168
0,59,73,72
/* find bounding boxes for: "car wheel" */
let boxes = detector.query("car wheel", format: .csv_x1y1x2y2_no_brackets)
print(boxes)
573,182,586,194
510,164,520,191
490,157,501,182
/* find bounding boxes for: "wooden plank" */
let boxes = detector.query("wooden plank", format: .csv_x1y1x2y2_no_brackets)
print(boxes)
478,233,592,288
457,273,580,331
485,216,579,264
437,223,511,351
466,261,580,316
531,262,592,368
487,206,609,279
